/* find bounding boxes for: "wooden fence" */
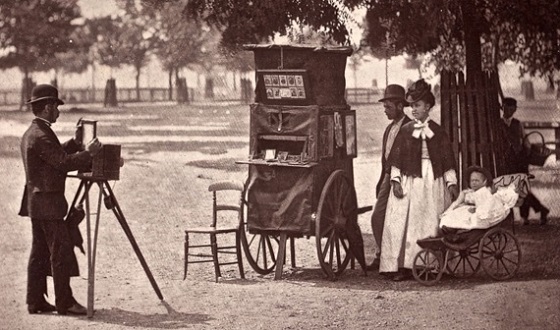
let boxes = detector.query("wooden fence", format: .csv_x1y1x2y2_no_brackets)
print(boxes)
345,88,380,104
0,87,376,106
440,70,512,187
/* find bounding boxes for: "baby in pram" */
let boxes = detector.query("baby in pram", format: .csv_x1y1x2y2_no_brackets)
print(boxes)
439,166,518,232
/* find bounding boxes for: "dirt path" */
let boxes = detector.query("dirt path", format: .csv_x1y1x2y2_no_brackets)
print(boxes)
1,151,559,330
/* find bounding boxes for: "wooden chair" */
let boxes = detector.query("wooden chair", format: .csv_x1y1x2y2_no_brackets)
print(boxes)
183,180,245,282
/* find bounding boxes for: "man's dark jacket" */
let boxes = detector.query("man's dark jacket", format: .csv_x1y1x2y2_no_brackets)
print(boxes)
376,116,412,196
19,118,91,219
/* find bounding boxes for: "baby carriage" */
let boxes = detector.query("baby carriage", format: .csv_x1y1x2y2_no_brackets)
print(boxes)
412,173,529,286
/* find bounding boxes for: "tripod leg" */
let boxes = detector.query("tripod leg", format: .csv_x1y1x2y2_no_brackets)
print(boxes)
102,181,164,300
85,184,103,318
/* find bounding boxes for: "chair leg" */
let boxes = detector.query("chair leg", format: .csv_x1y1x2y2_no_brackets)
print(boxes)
210,234,220,282
184,232,189,280
290,237,296,268
236,231,245,279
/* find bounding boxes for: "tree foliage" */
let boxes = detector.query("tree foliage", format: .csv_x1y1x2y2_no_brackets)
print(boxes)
0,0,82,71
363,0,559,78
35,23,94,79
89,16,126,70
180,0,363,47
168,0,559,80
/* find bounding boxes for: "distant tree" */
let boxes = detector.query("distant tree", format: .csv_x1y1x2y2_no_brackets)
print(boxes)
347,48,371,89
220,47,255,89
0,0,82,108
116,0,158,100
148,0,218,103
35,23,94,86
403,54,425,80
89,16,125,75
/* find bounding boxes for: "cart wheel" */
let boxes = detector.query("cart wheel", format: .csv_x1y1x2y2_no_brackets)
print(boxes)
240,178,279,275
240,229,279,275
315,170,355,280
446,242,481,278
480,228,521,280
412,249,444,286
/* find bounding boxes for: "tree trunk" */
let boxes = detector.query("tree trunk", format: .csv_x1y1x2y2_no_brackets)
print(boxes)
168,69,173,101
546,75,555,94
91,61,96,103
461,0,482,80
135,65,141,101
20,67,32,111
184,78,190,104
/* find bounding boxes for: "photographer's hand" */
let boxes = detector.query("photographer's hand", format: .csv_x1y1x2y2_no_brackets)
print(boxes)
86,138,103,156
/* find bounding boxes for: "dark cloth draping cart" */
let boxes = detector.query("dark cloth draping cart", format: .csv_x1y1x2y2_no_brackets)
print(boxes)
237,44,371,280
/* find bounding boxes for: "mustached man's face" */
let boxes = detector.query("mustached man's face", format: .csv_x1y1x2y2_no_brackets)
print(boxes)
44,103,60,123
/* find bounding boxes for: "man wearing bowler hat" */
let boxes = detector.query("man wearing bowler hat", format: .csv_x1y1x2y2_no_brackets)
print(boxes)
19,84,102,315
367,84,411,270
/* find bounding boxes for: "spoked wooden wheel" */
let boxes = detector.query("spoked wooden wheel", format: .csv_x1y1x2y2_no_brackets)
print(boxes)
240,229,279,275
240,178,279,275
315,170,356,280
446,242,481,278
480,228,521,280
412,249,445,286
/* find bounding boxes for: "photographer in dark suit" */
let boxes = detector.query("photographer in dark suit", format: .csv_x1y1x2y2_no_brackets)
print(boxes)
19,84,102,315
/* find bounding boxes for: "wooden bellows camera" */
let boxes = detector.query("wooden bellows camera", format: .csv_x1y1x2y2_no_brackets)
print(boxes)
79,119,121,180
92,144,121,180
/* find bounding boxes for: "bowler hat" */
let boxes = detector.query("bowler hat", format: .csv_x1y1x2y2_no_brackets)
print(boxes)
406,79,434,104
465,166,493,187
502,97,517,107
379,84,408,105
26,84,64,105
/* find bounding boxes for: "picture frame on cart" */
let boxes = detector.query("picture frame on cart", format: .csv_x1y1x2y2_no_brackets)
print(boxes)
256,69,312,105
344,113,357,157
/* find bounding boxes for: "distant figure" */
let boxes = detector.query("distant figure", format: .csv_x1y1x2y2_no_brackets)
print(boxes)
19,84,102,315
379,79,458,281
501,97,549,225
367,84,411,271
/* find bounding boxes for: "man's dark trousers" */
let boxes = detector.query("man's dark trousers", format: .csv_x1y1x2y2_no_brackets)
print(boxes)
27,217,77,310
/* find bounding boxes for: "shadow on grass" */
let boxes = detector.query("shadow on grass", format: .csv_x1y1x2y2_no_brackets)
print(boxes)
92,300,213,329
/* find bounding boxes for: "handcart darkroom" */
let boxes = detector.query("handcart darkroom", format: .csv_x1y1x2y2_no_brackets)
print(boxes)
237,44,371,280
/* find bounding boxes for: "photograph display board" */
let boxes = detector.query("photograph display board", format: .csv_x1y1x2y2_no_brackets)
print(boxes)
257,69,311,105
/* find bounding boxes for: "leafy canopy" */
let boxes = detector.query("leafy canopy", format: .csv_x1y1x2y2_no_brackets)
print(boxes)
168,0,559,77
0,0,82,73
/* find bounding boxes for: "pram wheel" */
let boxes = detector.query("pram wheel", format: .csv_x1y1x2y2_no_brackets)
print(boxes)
480,228,521,280
412,249,445,286
446,242,481,278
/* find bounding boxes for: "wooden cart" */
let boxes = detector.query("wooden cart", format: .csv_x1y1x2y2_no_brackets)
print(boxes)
237,44,371,280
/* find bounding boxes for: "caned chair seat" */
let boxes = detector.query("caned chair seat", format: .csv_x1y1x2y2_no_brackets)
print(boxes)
183,180,245,282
